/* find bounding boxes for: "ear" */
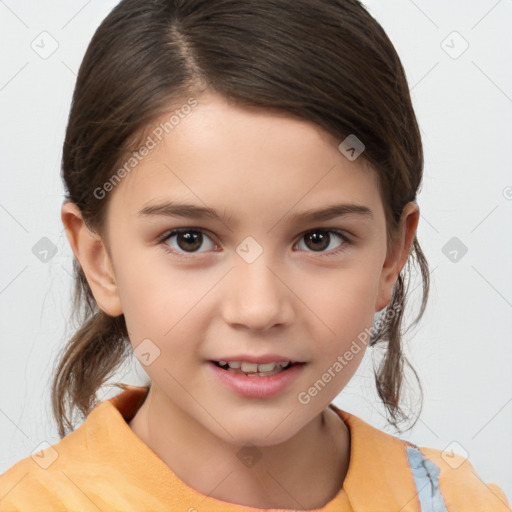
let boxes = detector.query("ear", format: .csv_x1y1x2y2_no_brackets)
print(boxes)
375,201,419,312
61,201,123,316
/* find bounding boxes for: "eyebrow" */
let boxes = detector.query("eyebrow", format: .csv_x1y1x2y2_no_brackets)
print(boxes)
137,201,373,225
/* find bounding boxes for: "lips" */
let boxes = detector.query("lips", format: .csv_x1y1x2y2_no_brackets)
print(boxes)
208,360,305,398
212,354,301,365
212,360,296,377
210,354,304,378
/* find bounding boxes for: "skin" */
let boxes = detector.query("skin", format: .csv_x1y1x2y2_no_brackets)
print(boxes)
62,90,419,509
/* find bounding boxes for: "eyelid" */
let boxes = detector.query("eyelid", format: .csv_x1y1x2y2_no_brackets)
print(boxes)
159,226,217,242
158,227,220,258
295,227,351,241
294,228,351,256
158,226,352,260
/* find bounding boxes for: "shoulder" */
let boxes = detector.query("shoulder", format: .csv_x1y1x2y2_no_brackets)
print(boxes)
0,430,89,510
332,406,510,511
418,446,510,512
0,399,118,511
0,387,152,511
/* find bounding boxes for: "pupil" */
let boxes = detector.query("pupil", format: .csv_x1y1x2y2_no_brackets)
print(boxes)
177,231,202,252
306,231,329,251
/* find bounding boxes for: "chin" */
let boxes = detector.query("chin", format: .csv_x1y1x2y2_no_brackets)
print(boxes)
206,412,307,448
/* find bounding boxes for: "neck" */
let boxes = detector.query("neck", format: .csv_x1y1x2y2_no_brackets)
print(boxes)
129,384,350,509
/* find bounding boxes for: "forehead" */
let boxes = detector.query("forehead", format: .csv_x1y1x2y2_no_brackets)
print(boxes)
108,91,384,226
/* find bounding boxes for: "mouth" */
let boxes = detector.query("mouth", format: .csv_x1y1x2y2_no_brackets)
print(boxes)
208,358,306,398
211,360,303,377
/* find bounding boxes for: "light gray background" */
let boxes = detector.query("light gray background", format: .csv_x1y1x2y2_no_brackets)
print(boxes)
1,0,511,503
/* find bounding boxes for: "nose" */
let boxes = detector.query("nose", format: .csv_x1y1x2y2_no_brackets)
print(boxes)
221,255,296,332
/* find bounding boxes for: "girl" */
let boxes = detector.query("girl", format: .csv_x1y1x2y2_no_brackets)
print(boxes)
0,0,509,510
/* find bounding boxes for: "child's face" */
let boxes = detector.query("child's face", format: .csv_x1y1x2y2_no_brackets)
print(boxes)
94,91,407,445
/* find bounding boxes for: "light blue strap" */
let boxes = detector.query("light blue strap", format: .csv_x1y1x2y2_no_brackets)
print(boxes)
406,446,448,512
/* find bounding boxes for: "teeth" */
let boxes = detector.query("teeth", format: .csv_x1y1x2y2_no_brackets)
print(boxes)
257,362,276,372
217,360,292,374
240,362,258,373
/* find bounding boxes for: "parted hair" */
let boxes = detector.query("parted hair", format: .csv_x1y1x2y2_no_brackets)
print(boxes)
53,0,430,437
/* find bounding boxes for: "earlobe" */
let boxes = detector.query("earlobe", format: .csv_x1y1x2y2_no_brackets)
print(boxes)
61,201,123,316
375,202,419,312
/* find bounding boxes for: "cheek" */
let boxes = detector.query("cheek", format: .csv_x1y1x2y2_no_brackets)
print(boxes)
114,260,167,337
113,251,217,345
293,268,380,407
297,263,381,340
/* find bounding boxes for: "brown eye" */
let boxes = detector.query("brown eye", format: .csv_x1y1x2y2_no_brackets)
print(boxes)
297,230,347,253
163,229,216,253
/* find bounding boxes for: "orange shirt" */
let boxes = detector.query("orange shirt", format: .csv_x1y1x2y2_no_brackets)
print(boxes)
0,386,509,511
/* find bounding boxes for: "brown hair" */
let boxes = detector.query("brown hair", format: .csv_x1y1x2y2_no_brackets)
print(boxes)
53,0,429,437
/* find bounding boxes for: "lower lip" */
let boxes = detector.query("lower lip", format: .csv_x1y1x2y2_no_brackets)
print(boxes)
208,361,305,399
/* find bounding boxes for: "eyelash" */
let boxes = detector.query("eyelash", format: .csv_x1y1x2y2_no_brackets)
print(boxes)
158,227,352,261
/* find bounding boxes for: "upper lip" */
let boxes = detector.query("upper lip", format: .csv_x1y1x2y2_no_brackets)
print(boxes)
211,354,303,364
